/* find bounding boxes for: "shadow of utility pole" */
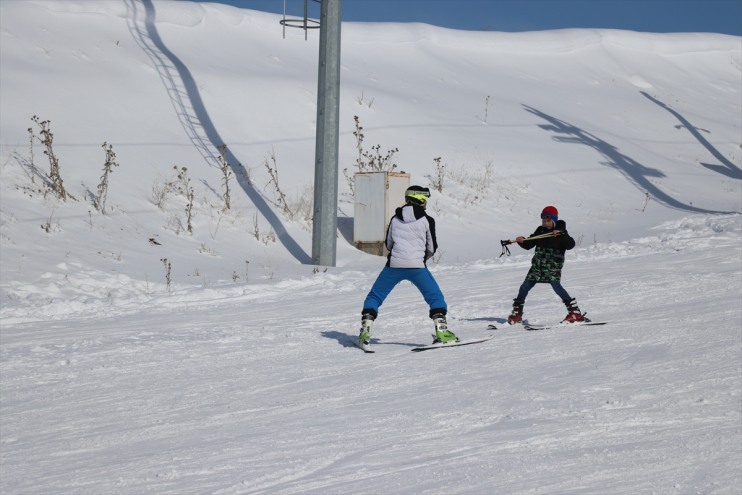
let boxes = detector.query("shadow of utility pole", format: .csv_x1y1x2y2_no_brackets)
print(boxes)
524,104,736,215
640,91,741,181
126,0,311,263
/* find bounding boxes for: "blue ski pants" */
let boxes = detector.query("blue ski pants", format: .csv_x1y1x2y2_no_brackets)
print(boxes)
362,266,447,317
516,279,572,302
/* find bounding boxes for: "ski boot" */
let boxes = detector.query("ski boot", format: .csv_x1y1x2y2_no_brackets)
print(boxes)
431,312,458,344
507,299,524,325
359,312,375,349
562,298,589,324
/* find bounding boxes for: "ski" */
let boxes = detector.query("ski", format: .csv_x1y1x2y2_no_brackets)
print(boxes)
411,335,494,352
524,321,607,331
487,323,522,330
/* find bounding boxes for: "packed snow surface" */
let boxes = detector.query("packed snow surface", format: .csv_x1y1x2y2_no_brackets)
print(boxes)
1,1,740,494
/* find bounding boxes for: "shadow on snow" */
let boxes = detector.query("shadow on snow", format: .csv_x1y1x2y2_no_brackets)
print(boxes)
125,0,311,263
524,104,737,214
640,91,742,181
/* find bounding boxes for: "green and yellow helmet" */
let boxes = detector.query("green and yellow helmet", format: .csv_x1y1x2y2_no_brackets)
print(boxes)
405,185,431,206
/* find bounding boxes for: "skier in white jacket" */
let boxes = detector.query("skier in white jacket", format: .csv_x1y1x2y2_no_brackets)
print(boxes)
358,186,457,350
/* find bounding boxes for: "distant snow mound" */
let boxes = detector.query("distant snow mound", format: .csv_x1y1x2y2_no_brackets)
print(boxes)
628,74,653,89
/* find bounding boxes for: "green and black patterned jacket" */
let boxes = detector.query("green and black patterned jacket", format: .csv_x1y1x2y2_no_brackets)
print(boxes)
519,223,575,282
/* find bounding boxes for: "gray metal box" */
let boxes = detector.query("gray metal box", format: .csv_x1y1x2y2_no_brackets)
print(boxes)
354,172,410,256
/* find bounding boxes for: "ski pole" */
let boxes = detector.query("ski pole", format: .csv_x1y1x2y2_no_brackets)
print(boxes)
499,232,560,257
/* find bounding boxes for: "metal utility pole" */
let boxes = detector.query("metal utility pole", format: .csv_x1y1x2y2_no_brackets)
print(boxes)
311,0,341,267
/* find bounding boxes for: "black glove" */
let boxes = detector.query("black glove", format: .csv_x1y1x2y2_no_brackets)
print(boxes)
556,220,567,233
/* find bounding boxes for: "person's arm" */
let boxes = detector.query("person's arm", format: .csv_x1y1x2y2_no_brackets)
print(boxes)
385,218,395,252
556,220,576,250
425,215,437,261
517,228,542,250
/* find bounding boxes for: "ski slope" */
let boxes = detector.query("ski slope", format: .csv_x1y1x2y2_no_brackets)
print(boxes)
1,1,740,493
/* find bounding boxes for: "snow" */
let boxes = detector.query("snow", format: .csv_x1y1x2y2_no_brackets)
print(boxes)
1,1,741,493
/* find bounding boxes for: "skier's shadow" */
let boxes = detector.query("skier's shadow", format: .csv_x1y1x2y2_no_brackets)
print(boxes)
321,331,418,349
321,331,358,349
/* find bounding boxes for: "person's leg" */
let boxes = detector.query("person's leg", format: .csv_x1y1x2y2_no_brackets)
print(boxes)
549,281,587,322
407,268,447,316
509,279,536,324
408,268,456,342
359,267,406,347
516,279,537,302
549,281,572,301
362,266,405,315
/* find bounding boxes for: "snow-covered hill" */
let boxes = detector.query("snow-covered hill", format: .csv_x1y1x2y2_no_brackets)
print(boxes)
1,1,740,493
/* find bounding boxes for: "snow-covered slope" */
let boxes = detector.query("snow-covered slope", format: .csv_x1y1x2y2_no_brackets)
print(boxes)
1,1,740,493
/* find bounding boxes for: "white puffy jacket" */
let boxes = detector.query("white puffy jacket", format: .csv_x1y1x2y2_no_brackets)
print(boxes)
385,204,438,268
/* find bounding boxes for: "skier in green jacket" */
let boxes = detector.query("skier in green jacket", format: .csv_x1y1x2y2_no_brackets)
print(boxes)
507,205,588,325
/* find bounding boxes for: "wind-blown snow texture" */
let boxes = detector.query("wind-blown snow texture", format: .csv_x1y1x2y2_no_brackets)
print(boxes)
1,1,741,494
